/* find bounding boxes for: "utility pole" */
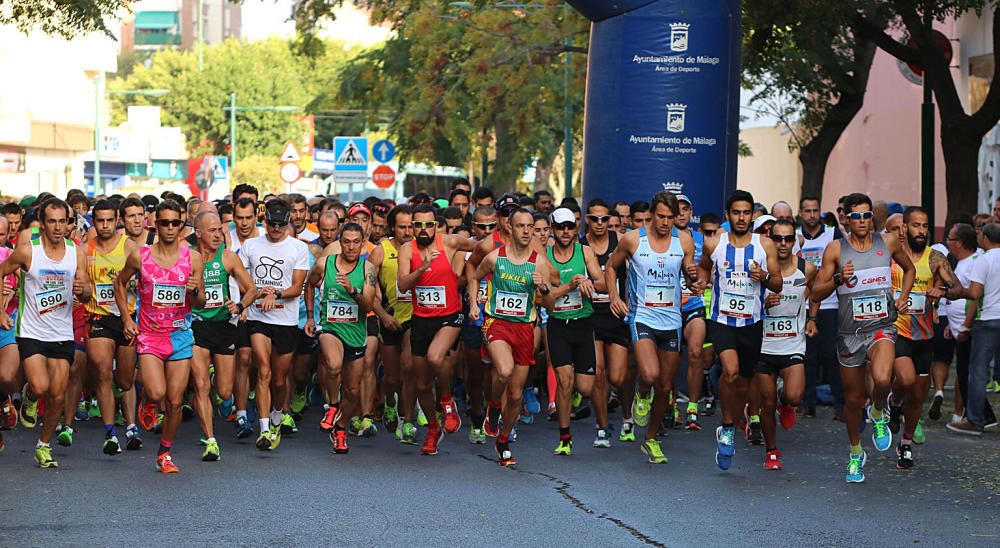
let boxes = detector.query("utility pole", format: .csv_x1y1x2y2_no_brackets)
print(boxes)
197,0,204,71
920,12,936,232
229,92,236,172
94,72,103,195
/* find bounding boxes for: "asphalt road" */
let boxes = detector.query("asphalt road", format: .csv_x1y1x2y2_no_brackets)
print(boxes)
2,401,998,547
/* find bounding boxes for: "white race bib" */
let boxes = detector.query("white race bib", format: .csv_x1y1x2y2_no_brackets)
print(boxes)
801,248,823,266
326,300,359,323
852,295,888,321
204,284,224,309
554,288,583,312
95,283,116,308
476,280,488,304
35,288,67,315
495,290,528,317
643,285,675,308
895,290,926,315
720,292,753,318
764,315,798,338
152,283,184,308
415,285,447,308
396,287,413,303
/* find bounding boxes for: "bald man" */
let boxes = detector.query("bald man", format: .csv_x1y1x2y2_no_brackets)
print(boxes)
885,213,905,247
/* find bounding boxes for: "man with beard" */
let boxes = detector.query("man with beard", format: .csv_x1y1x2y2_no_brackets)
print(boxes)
397,204,476,454
888,206,967,468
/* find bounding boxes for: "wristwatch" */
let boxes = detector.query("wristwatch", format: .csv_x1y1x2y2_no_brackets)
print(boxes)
236,302,245,315
833,273,844,287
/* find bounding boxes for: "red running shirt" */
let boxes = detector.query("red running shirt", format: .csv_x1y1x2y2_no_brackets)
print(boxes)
410,235,461,317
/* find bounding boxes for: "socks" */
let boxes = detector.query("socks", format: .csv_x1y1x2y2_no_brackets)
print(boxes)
158,440,172,455
236,410,247,419
934,390,944,398
36,440,49,448
205,437,216,443
104,423,116,438
259,418,270,433
559,427,571,440
902,435,913,446
270,409,283,426
850,443,863,457
870,407,884,420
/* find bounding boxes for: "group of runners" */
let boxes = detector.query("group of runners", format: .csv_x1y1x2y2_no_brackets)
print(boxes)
0,181,994,484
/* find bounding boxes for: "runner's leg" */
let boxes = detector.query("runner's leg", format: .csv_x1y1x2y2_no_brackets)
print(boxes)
190,345,214,439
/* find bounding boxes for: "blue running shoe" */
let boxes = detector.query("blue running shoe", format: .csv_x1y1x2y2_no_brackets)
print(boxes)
523,388,541,415
870,405,892,452
520,408,535,425
235,415,254,439
218,397,234,420
715,425,735,470
845,451,867,483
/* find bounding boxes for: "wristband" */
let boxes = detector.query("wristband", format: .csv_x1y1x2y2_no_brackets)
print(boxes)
833,273,844,287
807,316,818,322
237,302,245,315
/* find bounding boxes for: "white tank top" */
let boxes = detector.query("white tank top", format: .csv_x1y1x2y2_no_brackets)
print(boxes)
798,226,838,310
708,232,768,327
17,238,77,342
762,258,807,357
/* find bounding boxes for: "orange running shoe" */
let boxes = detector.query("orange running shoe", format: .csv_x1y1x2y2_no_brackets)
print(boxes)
1,397,18,430
156,452,180,473
496,442,516,467
441,398,461,434
320,405,339,432
764,449,782,470
139,402,158,431
778,403,797,430
421,424,443,455
331,429,349,454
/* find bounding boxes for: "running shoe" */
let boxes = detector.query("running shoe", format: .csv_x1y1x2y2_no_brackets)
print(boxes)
268,424,282,450
34,445,58,468
126,425,143,450
946,418,984,436
619,420,636,442
987,379,1000,393
520,405,535,425
608,390,620,413
349,416,363,437
255,431,272,451
383,400,399,433
441,398,461,434
484,407,501,438
870,405,892,451
1,397,18,430
846,451,867,483
570,405,591,421
888,398,903,434
747,421,763,446
896,443,914,470
523,388,541,415
641,438,667,464
155,452,179,474
181,402,194,422
56,425,74,447
547,401,557,421
571,391,583,408
632,388,651,427
593,428,611,448
320,405,338,432
235,415,254,439
496,442,516,467
764,449,782,470
400,422,418,445
202,440,220,462
19,389,38,429
913,418,926,445
281,413,299,435
416,404,428,427
778,403,797,430
684,412,701,431
360,416,377,437
219,397,235,421
421,424,443,455
290,391,308,415
115,410,125,427
554,439,572,456
152,413,164,434
715,425,735,471
469,426,487,444
139,402,157,431
88,398,102,420
928,393,944,421
75,400,88,422
331,429,349,454
102,435,122,456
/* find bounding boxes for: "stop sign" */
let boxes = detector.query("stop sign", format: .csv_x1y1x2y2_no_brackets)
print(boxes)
372,164,396,189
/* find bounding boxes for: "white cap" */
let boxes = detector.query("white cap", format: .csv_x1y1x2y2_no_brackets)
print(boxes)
753,214,777,232
550,208,576,225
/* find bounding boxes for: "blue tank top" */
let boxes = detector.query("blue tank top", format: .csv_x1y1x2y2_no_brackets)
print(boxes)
676,228,705,313
626,227,684,330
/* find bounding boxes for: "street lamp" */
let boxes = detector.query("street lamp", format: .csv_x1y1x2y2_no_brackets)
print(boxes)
222,92,299,174
91,81,170,195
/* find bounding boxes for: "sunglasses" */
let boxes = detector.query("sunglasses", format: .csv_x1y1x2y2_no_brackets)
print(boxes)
702,229,717,236
474,222,497,230
770,235,796,244
267,220,289,228
337,217,347,224
554,222,576,230
847,211,873,220
67,217,78,225
587,215,611,223
156,219,184,228
412,221,436,229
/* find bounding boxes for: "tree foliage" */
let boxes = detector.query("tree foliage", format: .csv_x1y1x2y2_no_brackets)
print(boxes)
232,154,284,195
1,0,131,38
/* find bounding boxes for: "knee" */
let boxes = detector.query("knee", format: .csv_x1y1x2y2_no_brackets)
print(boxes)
721,370,740,385
608,371,624,387
656,378,672,395
29,379,49,397
115,373,135,392
639,370,658,386
844,391,867,410
784,389,803,407
146,386,166,403
688,347,703,364
344,383,361,401
192,373,210,394
257,367,272,385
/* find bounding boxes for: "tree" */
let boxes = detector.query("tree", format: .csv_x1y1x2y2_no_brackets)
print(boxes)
338,1,589,193
1,0,131,38
743,1,877,200
232,154,284,195
856,1,1000,220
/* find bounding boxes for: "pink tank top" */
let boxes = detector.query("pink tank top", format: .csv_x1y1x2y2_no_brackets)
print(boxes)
0,247,17,315
138,246,192,335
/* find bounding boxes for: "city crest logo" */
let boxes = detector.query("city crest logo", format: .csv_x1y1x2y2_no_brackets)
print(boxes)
669,23,690,52
661,182,684,193
666,103,687,133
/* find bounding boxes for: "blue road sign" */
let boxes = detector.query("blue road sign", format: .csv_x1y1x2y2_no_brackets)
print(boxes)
372,139,396,163
334,136,368,172
313,148,335,174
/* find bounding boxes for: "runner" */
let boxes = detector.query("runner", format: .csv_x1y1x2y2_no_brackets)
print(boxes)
461,205,498,443
470,208,560,466
115,199,205,473
674,194,709,431
228,195,260,439
888,206,966,468
84,199,138,455
0,217,20,446
545,207,609,454
581,199,636,441
698,190,783,471
757,220,817,470
306,222,376,454
368,205,419,443
241,199,310,451
812,192,914,483
397,203,476,454
606,192,700,463
189,211,257,461
0,198,90,468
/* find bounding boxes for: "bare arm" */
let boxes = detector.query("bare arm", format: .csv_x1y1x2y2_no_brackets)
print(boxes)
885,234,915,311
397,243,430,293
0,244,28,278
810,241,842,302
697,235,719,284
283,270,307,300
447,234,476,253
606,231,637,319
930,249,968,300
582,246,607,294
115,249,141,335
307,254,327,288
224,250,258,312
187,249,207,309
358,260,377,315
760,238,783,293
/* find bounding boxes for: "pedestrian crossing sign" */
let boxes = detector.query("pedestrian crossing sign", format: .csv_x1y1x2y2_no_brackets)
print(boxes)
334,137,368,172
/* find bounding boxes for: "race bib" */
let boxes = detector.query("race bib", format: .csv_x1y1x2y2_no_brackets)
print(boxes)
204,284,224,309
680,275,696,300
496,290,528,317
722,272,753,296
35,288,67,315
476,280,488,304
152,283,184,308
95,283,116,308
720,292,753,318
554,288,582,312
801,248,822,266
894,290,926,315
764,315,798,338
326,300,359,323
592,291,610,304
415,285,447,308
396,287,413,303
644,285,675,308
852,295,888,321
